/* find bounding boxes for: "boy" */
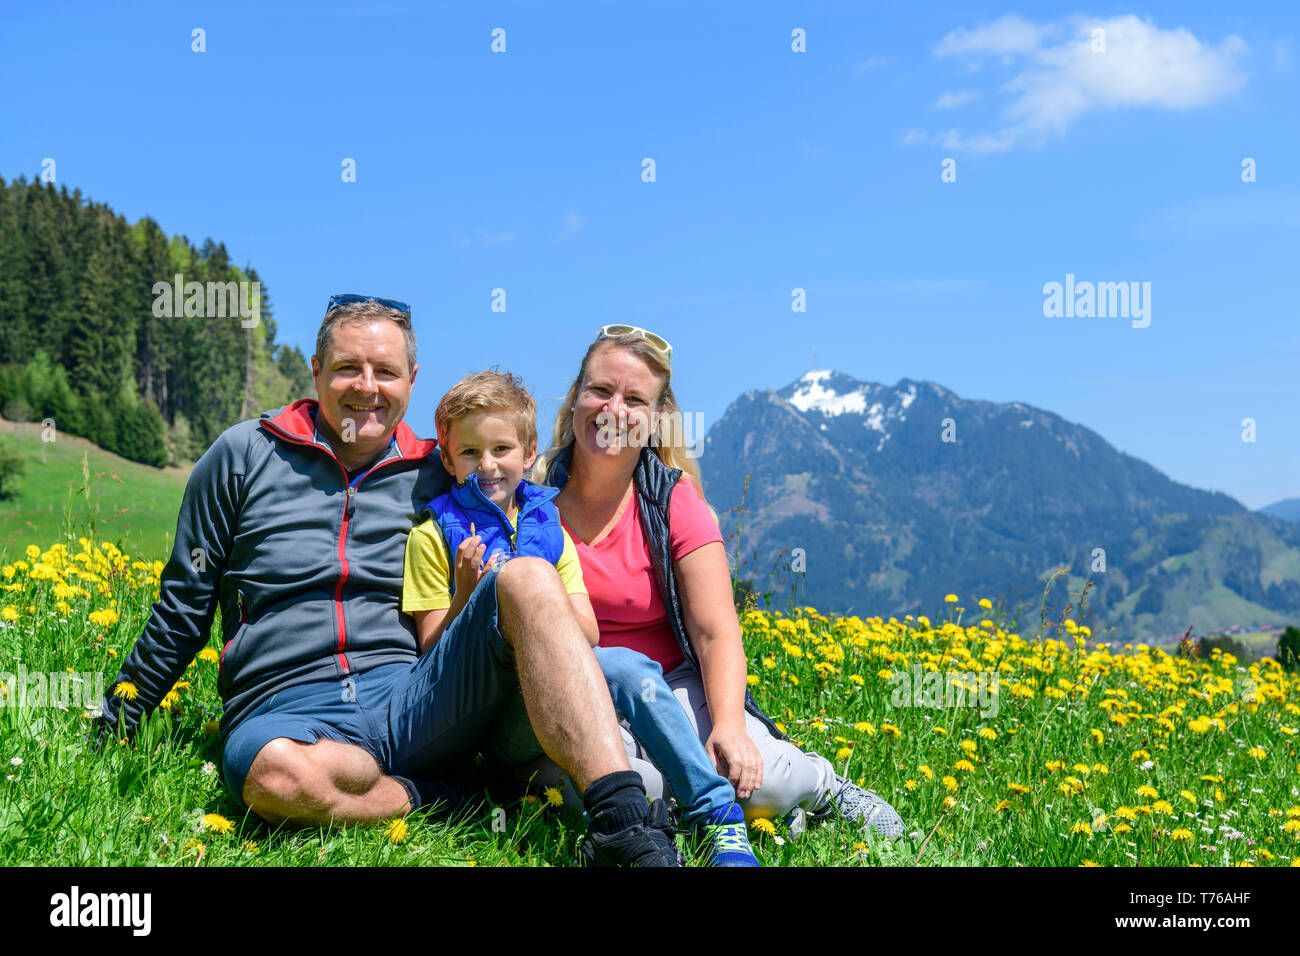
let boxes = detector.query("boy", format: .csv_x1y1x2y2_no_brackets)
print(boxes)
401,370,759,866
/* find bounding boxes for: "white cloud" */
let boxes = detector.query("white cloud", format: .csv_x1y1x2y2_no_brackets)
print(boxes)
933,13,1057,58
932,89,981,109
912,14,1249,153
562,210,585,235
1132,187,1300,239
856,55,892,72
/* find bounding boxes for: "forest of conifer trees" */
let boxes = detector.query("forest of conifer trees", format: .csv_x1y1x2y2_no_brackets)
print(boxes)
0,175,312,467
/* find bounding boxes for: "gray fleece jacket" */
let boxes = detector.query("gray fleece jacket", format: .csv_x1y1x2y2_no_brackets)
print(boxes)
97,399,450,738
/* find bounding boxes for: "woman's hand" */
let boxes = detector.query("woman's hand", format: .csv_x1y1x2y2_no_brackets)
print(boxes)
705,720,764,800
452,534,488,596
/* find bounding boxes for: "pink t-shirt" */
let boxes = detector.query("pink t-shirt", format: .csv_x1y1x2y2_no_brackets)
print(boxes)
560,478,724,673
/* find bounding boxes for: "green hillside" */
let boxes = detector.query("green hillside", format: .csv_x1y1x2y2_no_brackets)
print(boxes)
0,417,189,561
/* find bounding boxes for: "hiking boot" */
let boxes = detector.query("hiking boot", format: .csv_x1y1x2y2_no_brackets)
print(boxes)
827,774,905,839
576,798,684,867
693,802,761,867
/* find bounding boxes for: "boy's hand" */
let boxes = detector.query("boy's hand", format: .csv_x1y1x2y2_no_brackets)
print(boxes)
452,534,489,596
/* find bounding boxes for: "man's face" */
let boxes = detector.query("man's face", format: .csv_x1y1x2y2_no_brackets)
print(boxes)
311,318,417,463
440,410,537,515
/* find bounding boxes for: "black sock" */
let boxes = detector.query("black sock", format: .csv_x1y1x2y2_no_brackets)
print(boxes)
583,770,648,835
391,774,475,816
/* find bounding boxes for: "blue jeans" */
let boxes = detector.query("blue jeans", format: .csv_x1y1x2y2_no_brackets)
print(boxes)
593,645,736,827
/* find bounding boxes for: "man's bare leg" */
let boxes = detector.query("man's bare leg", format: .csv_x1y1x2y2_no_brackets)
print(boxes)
241,557,630,825
243,737,410,827
494,557,630,792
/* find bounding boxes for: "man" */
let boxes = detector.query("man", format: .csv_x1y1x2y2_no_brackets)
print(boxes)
97,294,680,866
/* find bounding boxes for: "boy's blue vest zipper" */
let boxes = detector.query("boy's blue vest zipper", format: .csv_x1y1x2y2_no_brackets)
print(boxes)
424,473,563,597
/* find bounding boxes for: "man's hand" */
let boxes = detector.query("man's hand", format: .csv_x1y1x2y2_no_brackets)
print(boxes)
452,534,489,596
705,720,764,800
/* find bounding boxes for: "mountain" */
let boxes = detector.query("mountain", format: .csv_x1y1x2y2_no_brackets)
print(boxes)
1259,498,1300,523
702,369,1300,641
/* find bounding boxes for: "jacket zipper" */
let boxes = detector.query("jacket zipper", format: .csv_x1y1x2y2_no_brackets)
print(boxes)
219,591,249,673
463,477,557,553
260,419,413,677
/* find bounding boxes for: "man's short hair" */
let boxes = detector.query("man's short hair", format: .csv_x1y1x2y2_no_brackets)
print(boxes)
435,369,538,452
316,299,417,374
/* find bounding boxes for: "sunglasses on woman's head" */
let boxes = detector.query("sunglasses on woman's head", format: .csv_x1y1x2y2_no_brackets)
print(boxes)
596,324,672,367
327,293,411,317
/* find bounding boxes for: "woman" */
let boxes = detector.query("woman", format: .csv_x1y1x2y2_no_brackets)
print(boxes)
532,325,904,837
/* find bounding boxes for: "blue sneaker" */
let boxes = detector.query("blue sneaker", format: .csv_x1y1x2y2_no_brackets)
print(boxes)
694,802,761,867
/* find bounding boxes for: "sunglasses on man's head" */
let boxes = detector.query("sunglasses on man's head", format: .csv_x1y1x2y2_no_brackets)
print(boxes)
327,293,411,317
597,324,672,367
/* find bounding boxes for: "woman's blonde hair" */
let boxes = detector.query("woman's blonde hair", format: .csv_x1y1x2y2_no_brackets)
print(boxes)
532,335,708,503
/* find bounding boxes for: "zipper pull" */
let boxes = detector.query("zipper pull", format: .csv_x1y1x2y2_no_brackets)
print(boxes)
345,485,356,518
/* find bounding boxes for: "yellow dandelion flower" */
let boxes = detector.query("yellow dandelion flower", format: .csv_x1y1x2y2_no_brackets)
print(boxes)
112,682,139,701
1090,729,1104,744
944,594,958,603
88,608,119,628
1080,859,1100,867
762,657,776,670
0,606,17,622
1282,820,1300,834
954,759,975,773
1136,785,1159,799
1046,760,1065,773
881,723,902,739
978,598,993,610
854,721,875,735
1179,790,1196,804
746,674,760,687
386,818,408,843
931,726,946,736
1113,823,1132,835
1071,821,1093,836
1247,747,1266,760
1114,806,1138,821
751,817,776,836
1169,829,1193,842
198,648,220,664
959,739,977,754
942,796,958,809
1151,800,1173,815
201,813,234,834
942,775,958,792
994,800,1012,812
919,765,934,780
544,787,564,808
978,727,997,740
1008,783,1029,794
847,674,865,685
904,779,918,791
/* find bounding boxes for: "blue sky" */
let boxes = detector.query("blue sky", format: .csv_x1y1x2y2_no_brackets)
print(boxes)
3,1,1297,508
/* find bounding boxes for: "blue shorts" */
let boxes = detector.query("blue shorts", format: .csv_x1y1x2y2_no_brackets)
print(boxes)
220,565,545,806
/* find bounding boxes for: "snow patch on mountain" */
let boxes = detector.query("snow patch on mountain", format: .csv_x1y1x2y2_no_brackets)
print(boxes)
788,370,868,416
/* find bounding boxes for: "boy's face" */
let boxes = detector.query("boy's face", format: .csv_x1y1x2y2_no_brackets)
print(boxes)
440,410,537,515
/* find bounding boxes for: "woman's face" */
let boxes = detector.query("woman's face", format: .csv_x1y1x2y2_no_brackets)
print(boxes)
572,345,665,465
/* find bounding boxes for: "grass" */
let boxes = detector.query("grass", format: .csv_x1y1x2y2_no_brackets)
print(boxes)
0,417,190,563
1,479,1298,866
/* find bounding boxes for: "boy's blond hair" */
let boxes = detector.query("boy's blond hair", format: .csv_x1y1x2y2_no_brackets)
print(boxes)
435,369,538,453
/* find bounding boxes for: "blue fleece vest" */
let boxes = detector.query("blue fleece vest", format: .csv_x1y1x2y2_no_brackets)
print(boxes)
423,473,563,596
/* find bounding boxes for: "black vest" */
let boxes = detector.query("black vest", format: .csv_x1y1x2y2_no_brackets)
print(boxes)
542,444,785,739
